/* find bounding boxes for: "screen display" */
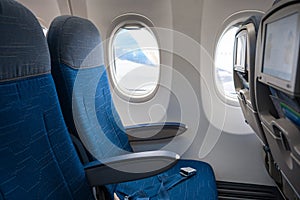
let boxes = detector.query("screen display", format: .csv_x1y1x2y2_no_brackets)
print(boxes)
263,13,299,81
235,33,247,72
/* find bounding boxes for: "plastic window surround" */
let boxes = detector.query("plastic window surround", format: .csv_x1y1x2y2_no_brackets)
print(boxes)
108,16,160,103
214,26,239,104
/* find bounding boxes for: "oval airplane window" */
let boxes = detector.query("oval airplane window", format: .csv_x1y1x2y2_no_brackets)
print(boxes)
110,24,160,100
214,26,239,102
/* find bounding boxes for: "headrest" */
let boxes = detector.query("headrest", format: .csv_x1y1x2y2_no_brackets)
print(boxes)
47,16,103,69
0,0,50,82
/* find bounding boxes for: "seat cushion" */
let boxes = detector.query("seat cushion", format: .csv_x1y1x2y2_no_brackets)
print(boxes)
107,159,218,200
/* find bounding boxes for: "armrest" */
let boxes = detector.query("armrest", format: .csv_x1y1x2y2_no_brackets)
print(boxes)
84,150,180,186
125,122,187,142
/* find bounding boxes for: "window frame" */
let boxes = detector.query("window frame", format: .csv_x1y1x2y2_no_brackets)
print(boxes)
108,14,161,103
214,25,240,105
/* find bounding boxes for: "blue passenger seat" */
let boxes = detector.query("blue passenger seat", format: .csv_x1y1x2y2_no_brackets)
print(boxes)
48,15,218,200
0,1,172,199
0,0,93,199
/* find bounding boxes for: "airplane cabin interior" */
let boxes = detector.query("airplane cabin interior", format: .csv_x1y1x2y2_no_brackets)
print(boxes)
0,0,300,199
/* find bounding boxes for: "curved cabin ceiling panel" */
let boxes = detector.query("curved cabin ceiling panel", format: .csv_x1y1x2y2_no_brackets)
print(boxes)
16,0,71,27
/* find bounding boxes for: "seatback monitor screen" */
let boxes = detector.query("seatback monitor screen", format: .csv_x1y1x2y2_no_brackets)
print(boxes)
263,13,299,81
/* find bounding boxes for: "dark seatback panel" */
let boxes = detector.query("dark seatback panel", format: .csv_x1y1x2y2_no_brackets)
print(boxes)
243,16,261,109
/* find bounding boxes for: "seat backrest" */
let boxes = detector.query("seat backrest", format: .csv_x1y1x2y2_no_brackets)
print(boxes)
0,1,93,199
244,16,261,109
47,16,133,162
233,15,268,144
254,1,300,198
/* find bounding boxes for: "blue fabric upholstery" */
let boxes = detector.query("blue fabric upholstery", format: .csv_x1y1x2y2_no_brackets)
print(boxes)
0,0,50,82
47,15,218,199
108,160,218,200
53,63,133,159
0,1,93,199
0,75,94,200
48,16,133,160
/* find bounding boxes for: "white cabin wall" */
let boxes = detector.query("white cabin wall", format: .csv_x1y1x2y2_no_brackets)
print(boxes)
198,0,275,184
165,0,275,185
70,0,174,127
18,0,280,186
72,0,276,185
